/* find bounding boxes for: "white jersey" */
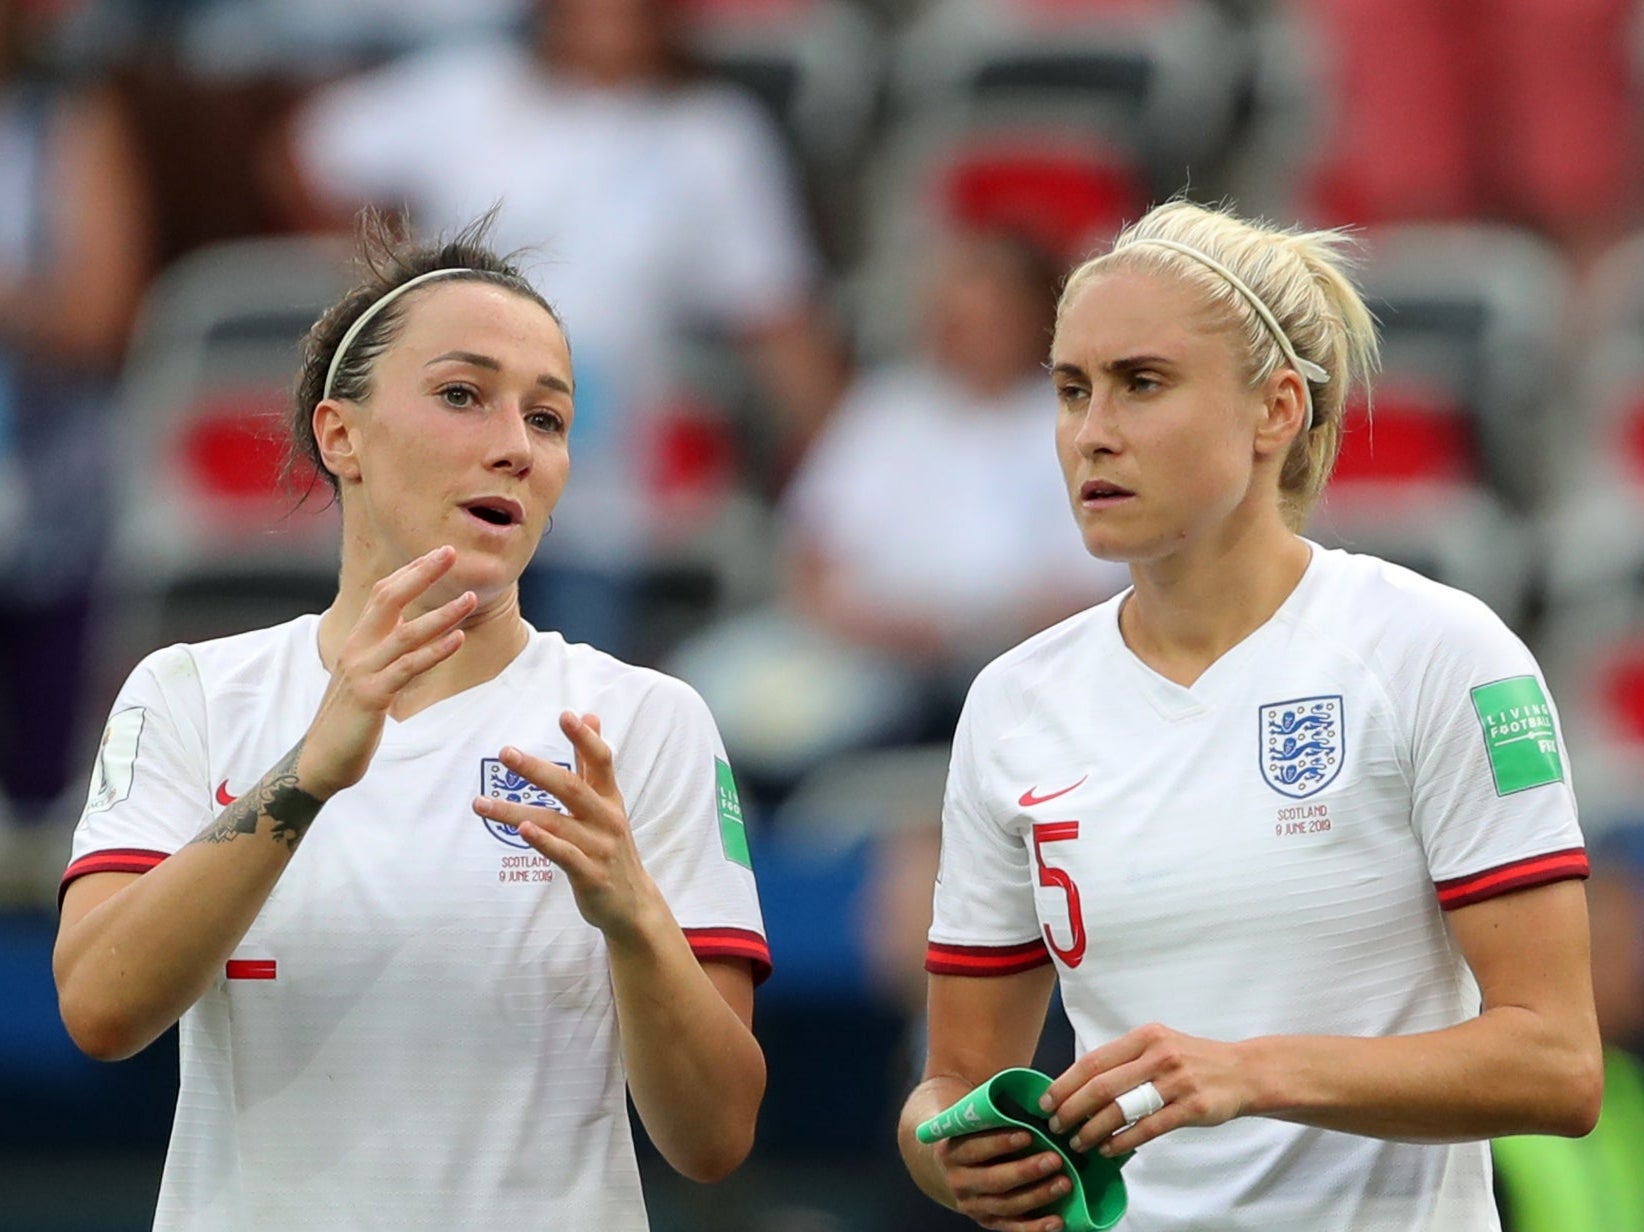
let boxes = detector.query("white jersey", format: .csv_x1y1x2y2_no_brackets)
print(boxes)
65,615,769,1232
929,546,1585,1232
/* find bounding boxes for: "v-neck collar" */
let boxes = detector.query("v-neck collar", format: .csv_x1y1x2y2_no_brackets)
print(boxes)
1100,542,1323,721
301,616,545,757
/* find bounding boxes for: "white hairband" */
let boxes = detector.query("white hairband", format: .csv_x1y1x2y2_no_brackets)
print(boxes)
322,267,469,401
1125,237,1329,430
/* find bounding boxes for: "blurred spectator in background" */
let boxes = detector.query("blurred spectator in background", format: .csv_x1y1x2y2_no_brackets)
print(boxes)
0,0,152,836
275,0,844,657
1493,832,1644,1230
670,228,1126,798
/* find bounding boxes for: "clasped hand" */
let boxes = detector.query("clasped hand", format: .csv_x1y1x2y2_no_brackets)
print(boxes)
940,1023,1250,1232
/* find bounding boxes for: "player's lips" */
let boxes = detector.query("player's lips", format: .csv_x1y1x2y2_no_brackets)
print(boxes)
459,497,525,529
1079,479,1135,503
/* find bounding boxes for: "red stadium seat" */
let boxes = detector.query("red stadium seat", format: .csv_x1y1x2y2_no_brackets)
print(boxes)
1541,593,1644,825
1356,223,1569,509
1331,384,1477,487
1601,644,1644,745
1289,0,1640,240
938,137,1147,260
179,390,316,502
1626,401,1644,484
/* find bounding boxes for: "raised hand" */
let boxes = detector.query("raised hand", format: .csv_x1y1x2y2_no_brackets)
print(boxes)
938,1128,1071,1232
471,712,660,938
298,546,478,799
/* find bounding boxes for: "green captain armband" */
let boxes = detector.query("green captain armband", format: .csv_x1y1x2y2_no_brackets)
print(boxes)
916,1068,1132,1232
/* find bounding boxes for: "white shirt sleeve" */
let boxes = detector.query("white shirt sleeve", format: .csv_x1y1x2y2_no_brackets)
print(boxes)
927,673,1049,974
63,645,214,894
676,87,818,326
1400,591,1587,908
617,674,771,979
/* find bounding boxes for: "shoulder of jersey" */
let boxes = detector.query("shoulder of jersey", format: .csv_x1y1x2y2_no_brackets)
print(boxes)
1312,546,1507,632
139,615,316,680
973,595,1123,691
536,629,707,710
1300,546,1524,678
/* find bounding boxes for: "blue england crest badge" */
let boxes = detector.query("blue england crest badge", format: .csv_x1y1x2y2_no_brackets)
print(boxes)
479,758,570,849
1258,696,1344,799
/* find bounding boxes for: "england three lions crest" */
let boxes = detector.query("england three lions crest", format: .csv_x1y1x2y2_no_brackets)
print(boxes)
479,758,569,849
1259,696,1344,799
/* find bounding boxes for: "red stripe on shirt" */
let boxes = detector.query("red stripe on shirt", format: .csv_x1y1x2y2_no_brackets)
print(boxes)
225,959,277,980
926,939,1053,977
1434,848,1590,911
684,927,772,986
59,848,169,907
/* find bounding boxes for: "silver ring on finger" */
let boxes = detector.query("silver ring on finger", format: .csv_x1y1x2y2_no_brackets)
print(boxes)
1114,1080,1166,1125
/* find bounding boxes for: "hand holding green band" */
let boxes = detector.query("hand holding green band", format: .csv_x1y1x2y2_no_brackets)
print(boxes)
917,1068,1132,1232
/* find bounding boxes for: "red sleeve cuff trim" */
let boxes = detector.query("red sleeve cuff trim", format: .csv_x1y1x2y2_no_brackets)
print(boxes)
1434,847,1589,910
684,927,772,986
926,938,1053,977
59,848,169,908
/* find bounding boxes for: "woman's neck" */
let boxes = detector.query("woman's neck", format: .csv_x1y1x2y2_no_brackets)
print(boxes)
1120,518,1312,688
317,573,530,721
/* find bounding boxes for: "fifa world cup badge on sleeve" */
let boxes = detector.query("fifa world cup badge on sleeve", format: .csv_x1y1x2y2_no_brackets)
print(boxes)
715,758,752,869
86,707,146,814
1470,676,1564,795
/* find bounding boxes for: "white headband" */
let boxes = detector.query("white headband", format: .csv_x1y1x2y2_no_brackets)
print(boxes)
1125,237,1329,430
322,267,470,401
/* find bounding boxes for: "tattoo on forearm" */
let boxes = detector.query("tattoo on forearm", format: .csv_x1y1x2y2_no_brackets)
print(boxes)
189,741,322,853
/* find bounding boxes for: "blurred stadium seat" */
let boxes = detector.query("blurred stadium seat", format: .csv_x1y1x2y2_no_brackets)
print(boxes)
1542,342,1644,607
1541,589,1644,832
1357,223,1569,510
1285,0,1477,227
1330,380,1478,487
890,0,1247,184
677,0,886,177
91,236,349,700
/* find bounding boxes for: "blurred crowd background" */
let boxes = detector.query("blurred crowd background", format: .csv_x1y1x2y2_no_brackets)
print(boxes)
3,0,1644,1228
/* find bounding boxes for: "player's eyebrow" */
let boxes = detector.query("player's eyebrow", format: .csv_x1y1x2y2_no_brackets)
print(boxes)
1050,355,1177,380
1103,355,1175,375
425,350,572,395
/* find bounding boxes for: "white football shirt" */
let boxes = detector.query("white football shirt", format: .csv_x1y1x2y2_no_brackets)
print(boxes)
66,615,769,1231
929,545,1585,1232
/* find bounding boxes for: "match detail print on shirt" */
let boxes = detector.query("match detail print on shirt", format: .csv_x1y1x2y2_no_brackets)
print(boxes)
715,758,751,869
1469,676,1564,796
86,707,146,815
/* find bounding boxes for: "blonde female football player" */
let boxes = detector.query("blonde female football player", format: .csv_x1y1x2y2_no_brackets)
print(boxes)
897,200,1602,1232
53,215,769,1231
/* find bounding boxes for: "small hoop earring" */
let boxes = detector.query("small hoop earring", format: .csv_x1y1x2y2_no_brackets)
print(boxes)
543,515,554,537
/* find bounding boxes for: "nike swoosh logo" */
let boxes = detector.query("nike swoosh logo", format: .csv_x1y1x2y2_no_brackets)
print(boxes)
1018,777,1088,808
215,780,239,807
